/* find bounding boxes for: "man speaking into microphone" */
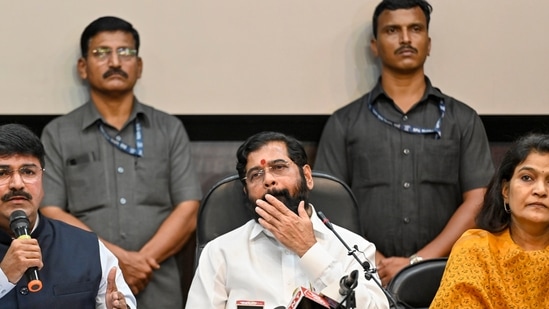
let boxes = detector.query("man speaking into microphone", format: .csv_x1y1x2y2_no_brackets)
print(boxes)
0,123,136,308
186,132,388,309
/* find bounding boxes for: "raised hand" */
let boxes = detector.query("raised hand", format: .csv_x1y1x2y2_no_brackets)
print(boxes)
106,267,129,309
255,194,316,257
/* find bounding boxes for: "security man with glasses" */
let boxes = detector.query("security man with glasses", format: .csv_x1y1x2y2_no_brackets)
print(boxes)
39,16,202,309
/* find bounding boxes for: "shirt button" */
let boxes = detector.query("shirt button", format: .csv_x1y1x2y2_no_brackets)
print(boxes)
120,197,127,205
121,233,127,239
403,148,410,155
402,115,408,121
117,167,125,173
403,217,411,224
403,182,411,189
19,287,29,295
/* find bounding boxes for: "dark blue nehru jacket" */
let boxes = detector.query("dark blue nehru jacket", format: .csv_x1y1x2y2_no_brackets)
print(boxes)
0,213,102,308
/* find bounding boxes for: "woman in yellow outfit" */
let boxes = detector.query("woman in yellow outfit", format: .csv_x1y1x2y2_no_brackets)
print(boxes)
431,133,549,308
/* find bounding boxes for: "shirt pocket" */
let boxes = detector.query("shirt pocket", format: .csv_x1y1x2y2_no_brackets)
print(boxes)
65,159,108,214
53,280,96,296
134,155,170,206
419,139,460,185
352,143,393,188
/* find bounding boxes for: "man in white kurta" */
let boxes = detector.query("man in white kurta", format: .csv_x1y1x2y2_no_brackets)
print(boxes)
186,131,388,309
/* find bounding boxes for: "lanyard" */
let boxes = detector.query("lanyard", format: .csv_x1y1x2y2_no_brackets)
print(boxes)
367,93,445,139
98,119,144,157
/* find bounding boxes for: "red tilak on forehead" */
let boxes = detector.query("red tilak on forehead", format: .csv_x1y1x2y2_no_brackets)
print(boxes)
260,159,266,166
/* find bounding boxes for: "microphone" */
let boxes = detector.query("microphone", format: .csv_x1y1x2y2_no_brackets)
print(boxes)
287,286,331,309
339,269,358,296
317,211,397,308
9,210,43,292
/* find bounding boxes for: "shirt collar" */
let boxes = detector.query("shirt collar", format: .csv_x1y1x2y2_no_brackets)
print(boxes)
80,97,149,131
369,76,445,106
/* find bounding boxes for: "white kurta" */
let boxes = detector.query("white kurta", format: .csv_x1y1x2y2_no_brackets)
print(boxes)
186,206,389,309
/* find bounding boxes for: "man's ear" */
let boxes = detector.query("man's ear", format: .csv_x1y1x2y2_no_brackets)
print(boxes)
136,56,143,79
302,164,314,190
77,57,88,80
370,38,379,58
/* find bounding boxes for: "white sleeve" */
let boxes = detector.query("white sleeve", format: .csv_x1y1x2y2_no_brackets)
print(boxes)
0,268,15,299
94,240,137,309
185,242,228,309
300,228,389,309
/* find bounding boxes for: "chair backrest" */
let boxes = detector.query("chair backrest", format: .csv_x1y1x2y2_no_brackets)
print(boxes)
195,171,362,265
307,171,362,235
386,258,448,309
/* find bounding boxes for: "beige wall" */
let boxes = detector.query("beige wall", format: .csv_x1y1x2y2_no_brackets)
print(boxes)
0,0,546,115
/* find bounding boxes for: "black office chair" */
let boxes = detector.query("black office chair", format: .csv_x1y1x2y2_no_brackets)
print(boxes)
195,171,362,265
386,258,448,309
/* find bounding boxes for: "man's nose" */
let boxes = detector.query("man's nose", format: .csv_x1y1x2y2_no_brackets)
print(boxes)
8,171,25,189
262,169,277,187
107,52,121,67
400,30,411,44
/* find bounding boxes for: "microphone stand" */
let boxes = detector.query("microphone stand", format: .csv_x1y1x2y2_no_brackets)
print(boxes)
318,212,398,309
337,270,358,309
337,290,356,309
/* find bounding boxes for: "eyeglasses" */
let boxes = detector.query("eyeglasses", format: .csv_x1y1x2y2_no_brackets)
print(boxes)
0,166,45,185
243,160,293,185
90,47,138,61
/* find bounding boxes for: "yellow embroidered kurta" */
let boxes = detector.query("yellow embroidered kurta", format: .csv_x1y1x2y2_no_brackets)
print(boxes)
430,228,549,308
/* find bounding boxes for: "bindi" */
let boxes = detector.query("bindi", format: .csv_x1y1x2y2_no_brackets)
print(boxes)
260,159,266,166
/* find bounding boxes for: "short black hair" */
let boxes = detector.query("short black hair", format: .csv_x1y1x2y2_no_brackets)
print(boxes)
372,0,433,38
476,133,549,232
236,131,308,185
80,16,140,57
0,124,45,168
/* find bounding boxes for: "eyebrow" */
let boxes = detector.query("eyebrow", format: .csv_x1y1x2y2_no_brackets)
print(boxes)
247,159,288,171
93,45,135,50
269,159,289,164
382,22,425,30
516,166,542,174
0,163,38,169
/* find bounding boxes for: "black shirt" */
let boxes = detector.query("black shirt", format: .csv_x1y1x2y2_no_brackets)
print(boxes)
315,77,494,257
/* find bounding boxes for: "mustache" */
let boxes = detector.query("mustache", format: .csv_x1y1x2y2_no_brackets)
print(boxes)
264,188,292,202
395,45,417,54
1,189,32,202
264,187,307,214
103,68,128,79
